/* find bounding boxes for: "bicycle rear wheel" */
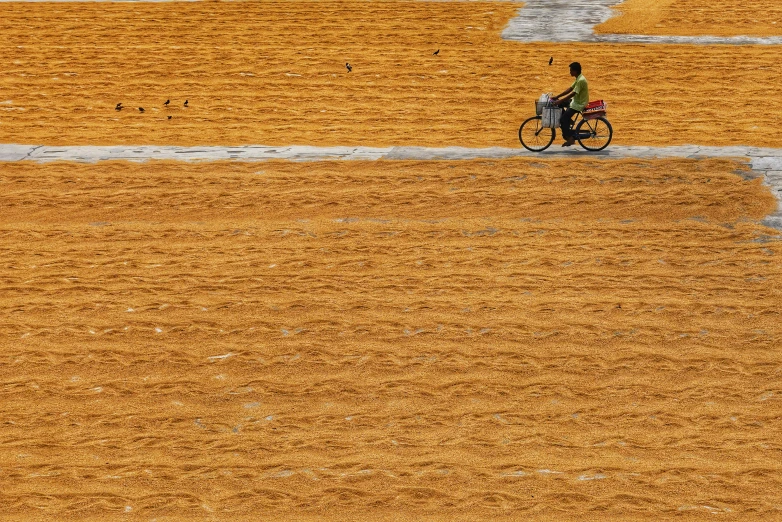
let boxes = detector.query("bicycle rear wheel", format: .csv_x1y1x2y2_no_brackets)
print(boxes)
575,116,612,151
519,116,555,152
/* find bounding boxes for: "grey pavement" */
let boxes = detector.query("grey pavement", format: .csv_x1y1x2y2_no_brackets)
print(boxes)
4,143,782,165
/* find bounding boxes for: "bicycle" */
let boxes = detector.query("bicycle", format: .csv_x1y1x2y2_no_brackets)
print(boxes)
519,98,613,152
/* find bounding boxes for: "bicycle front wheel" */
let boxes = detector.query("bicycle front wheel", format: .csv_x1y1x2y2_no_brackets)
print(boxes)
519,116,555,152
575,117,613,152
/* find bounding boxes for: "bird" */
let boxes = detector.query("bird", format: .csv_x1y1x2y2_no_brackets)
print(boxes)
168,115,172,120
433,49,440,56
345,62,352,73
184,99,189,107
115,103,123,111
549,57,553,65
164,99,170,106
138,107,144,113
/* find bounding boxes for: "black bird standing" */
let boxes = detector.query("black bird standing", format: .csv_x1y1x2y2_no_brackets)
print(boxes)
433,49,440,56
168,115,172,120
346,62,352,73
549,57,553,65
115,103,123,111
139,107,145,113
184,100,189,107
164,99,170,106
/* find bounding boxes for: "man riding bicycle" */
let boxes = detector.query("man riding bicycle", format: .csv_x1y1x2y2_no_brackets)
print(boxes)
551,62,588,147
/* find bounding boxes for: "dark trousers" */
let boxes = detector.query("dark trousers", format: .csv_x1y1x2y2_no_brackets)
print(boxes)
560,107,578,140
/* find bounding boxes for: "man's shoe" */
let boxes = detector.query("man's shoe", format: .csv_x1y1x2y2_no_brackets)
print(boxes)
561,138,575,147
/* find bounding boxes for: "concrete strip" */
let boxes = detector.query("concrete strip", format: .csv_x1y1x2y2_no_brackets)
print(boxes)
751,157,782,171
502,0,618,43
4,143,776,163
501,0,782,45
384,146,525,161
0,144,39,161
21,144,390,163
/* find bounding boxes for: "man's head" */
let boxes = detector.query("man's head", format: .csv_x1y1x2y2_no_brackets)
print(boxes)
569,62,582,77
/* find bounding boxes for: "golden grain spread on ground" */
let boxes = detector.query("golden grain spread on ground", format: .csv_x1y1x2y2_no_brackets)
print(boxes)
1,1,782,148
1,158,781,520
596,0,782,37
2,0,782,520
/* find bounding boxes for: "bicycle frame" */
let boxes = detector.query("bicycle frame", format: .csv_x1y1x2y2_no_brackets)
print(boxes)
535,109,605,138
573,112,606,136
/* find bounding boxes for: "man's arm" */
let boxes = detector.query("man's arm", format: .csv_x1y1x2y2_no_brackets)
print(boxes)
552,86,573,101
551,87,575,107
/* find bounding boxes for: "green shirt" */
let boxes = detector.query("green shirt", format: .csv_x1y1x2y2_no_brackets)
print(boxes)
570,74,589,112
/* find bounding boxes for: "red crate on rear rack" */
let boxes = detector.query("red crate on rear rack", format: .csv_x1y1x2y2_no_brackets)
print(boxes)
584,100,607,114
583,100,607,120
